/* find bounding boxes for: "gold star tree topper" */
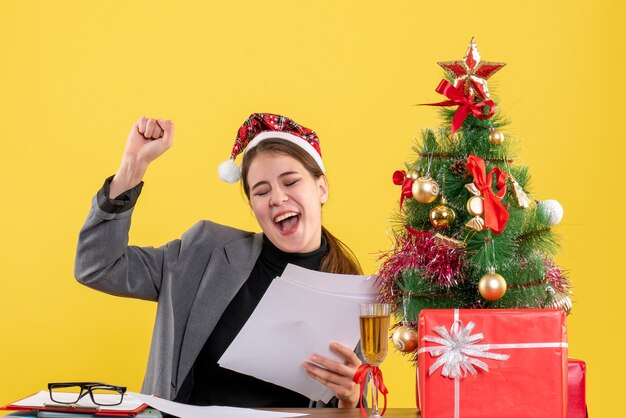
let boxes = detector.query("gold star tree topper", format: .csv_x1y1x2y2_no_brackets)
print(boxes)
438,37,506,100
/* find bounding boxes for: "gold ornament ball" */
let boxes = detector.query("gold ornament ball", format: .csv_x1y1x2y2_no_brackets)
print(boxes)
478,272,507,300
392,325,419,353
489,130,505,145
412,176,440,204
429,204,456,229
407,170,419,180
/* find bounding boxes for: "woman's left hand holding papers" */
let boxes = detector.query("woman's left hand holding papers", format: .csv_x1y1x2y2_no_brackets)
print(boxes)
303,342,361,408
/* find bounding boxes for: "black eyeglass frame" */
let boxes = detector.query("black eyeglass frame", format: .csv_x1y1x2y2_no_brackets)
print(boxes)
48,382,127,406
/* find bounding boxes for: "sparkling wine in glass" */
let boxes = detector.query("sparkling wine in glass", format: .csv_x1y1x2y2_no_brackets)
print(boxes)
359,303,391,417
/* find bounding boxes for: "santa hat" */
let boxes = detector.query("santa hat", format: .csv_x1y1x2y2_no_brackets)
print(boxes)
218,113,324,183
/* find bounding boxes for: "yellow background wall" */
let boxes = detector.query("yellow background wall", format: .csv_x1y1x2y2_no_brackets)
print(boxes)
1,1,624,416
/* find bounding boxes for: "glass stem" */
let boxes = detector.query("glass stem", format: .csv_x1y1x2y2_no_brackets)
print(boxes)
370,371,379,416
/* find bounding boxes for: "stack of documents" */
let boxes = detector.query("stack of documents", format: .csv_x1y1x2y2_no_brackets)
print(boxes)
2,391,147,416
218,264,379,403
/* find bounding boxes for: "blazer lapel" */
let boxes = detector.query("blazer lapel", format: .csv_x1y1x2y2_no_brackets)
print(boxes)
176,233,263,389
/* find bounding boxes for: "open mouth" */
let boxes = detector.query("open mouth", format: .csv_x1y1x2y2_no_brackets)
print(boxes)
274,211,301,233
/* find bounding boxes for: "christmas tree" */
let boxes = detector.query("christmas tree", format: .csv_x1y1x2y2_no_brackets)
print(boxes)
378,38,572,356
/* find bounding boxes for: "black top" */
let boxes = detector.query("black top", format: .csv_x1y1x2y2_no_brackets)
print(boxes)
177,235,329,407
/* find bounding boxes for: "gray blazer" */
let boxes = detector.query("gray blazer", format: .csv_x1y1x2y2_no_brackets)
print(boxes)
75,196,266,401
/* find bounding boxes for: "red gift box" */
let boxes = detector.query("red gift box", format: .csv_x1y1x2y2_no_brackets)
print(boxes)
417,309,568,418
567,359,588,418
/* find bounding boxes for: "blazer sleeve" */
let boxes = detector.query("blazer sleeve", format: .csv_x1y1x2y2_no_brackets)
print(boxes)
74,194,175,301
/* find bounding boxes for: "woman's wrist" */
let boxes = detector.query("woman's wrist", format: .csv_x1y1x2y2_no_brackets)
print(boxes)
337,393,359,409
110,157,149,199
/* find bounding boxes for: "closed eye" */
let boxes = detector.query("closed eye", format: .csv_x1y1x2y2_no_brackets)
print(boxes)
251,180,270,196
252,185,271,196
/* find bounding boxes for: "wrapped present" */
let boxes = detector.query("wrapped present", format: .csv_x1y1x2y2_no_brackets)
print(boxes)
567,359,588,418
417,309,568,418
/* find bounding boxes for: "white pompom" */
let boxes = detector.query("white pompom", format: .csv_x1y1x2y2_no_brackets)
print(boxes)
538,199,564,225
218,159,241,183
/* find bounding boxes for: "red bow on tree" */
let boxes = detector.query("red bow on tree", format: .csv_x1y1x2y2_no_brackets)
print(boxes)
421,80,496,140
392,170,414,212
353,364,388,418
466,154,509,234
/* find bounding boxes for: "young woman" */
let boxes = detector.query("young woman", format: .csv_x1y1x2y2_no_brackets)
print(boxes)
75,113,363,408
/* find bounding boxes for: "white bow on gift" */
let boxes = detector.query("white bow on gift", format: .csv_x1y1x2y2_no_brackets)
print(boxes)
420,321,510,379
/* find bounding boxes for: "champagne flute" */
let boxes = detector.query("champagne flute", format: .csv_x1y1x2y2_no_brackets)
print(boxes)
359,303,391,418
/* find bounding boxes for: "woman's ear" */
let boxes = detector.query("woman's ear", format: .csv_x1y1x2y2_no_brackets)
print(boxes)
318,175,329,205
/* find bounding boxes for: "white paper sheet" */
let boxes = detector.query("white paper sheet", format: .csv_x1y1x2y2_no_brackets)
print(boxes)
218,265,378,403
281,264,380,295
128,392,308,418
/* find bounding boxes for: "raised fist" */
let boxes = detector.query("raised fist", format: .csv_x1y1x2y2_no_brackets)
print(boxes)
123,116,175,166
110,117,175,199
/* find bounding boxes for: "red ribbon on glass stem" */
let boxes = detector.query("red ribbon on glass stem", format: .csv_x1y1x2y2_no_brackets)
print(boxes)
392,170,413,212
353,364,388,418
421,80,496,140
466,154,509,234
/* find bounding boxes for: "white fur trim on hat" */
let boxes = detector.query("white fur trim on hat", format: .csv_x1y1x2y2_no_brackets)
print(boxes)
246,131,325,173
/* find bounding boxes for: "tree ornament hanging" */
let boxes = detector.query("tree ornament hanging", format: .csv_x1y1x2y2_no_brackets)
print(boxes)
412,176,440,203
545,286,573,315
478,268,507,300
430,194,456,229
430,203,456,229
392,293,419,353
508,174,532,208
465,191,484,216
538,199,564,225
392,324,419,353
412,157,439,204
406,170,419,180
465,184,485,231
488,129,505,145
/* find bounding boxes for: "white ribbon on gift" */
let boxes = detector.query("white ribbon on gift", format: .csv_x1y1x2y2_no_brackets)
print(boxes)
416,309,568,418
418,318,510,378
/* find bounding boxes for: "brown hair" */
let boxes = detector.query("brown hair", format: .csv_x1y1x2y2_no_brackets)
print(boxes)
241,139,363,275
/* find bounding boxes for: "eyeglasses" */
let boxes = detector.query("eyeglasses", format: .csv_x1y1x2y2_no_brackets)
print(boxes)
48,382,127,407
